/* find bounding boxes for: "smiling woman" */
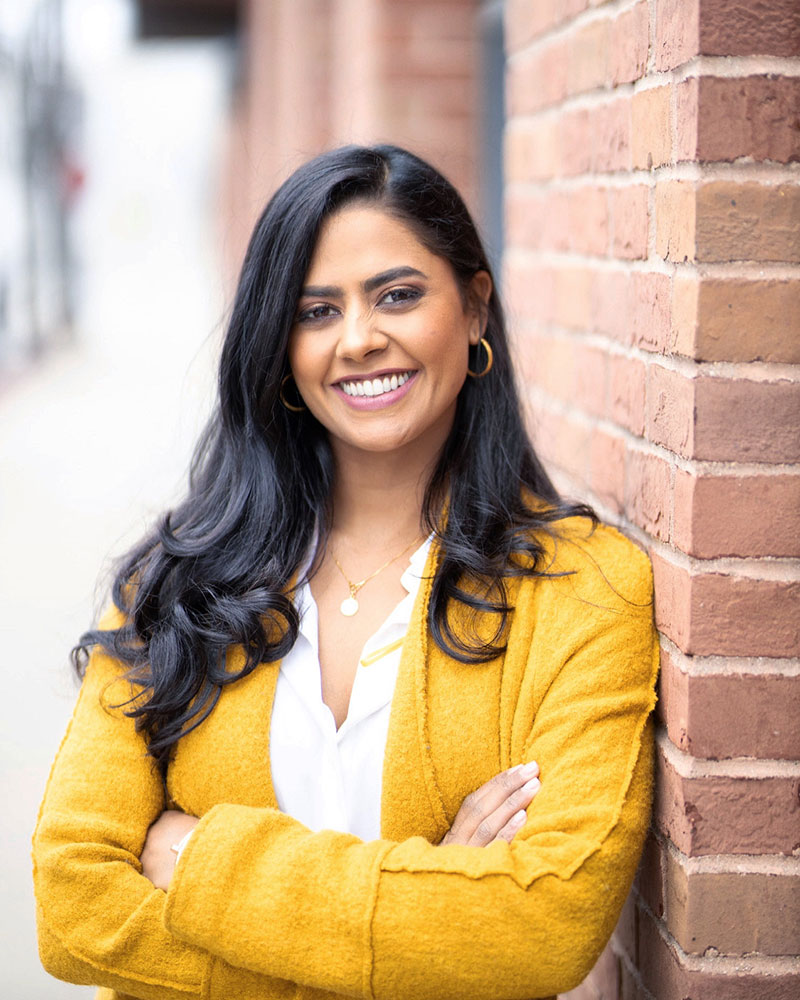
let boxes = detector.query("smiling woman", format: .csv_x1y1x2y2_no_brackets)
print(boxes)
32,145,659,1000
289,205,492,460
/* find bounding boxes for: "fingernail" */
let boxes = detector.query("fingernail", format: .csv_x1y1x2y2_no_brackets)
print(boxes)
511,809,527,826
522,777,540,794
520,760,538,778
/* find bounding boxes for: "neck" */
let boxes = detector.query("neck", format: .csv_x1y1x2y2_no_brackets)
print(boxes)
329,441,443,549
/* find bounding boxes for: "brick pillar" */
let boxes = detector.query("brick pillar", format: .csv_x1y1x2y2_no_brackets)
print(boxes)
504,1,800,997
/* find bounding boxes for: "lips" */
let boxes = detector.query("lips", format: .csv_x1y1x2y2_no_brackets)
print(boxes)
338,371,415,398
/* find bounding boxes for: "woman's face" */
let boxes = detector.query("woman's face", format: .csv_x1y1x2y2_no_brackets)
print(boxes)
288,203,491,462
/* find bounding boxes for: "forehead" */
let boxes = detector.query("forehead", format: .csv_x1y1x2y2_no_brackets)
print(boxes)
304,204,442,282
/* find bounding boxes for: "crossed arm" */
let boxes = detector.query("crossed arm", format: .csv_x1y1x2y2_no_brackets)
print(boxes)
141,762,543,891
34,580,658,1000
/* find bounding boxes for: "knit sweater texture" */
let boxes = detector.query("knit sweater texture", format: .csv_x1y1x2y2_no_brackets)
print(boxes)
33,518,659,1000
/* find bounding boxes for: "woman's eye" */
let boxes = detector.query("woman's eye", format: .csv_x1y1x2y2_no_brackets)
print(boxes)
296,303,337,324
380,286,422,307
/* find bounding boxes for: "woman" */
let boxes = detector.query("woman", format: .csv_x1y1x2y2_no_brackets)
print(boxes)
33,145,658,1000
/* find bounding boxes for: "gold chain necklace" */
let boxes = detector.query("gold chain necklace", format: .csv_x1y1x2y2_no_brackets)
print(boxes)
332,537,420,617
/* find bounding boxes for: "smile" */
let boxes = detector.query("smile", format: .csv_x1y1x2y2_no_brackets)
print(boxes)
339,371,414,397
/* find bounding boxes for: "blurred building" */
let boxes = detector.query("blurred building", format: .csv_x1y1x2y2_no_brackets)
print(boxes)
0,0,81,375
132,0,503,284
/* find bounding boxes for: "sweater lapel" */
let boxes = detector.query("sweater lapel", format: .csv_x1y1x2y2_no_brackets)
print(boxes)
380,542,449,843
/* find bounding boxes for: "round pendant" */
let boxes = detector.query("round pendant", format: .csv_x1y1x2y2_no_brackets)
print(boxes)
340,596,359,617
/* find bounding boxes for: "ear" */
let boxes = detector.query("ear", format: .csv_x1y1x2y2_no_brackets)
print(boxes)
466,270,493,345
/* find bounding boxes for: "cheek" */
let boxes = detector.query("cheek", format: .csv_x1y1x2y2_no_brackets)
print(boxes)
287,335,320,385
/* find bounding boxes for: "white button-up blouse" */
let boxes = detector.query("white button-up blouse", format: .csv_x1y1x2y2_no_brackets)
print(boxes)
268,537,432,841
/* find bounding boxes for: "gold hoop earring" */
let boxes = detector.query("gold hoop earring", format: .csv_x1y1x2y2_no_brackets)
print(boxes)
279,374,306,412
467,337,493,378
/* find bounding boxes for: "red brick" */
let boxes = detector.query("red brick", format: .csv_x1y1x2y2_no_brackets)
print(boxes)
631,273,671,352
527,333,575,404
592,97,632,172
695,76,800,164
506,189,571,253
507,39,569,115
611,185,649,259
648,370,800,463
655,739,800,856
663,848,800,957
592,269,632,345
659,647,800,760
651,553,800,658
504,258,556,330
699,0,800,57
590,428,626,513
542,190,572,252
674,75,699,163
647,364,694,456
670,274,698,357
654,0,699,70
638,904,800,999
632,86,672,169
504,190,539,248
626,450,672,540
569,186,609,256
554,265,594,330
505,120,560,182
560,108,594,176
655,180,696,262
609,2,649,87
504,0,578,41
504,0,559,53
673,471,800,558
573,343,608,417
609,354,646,435
692,278,800,363
693,376,800,463
567,18,609,96
635,832,665,920
695,182,800,264
529,403,592,484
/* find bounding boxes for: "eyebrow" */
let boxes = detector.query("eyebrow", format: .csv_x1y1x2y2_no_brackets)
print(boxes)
300,266,428,299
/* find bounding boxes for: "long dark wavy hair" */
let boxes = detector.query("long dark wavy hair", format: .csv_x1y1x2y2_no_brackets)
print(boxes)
74,144,594,773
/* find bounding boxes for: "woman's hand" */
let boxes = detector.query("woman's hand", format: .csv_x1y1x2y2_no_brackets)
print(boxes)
440,761,540,846
141,809,199,891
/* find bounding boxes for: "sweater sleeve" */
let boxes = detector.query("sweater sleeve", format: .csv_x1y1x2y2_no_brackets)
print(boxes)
32,621,302,1000
163,577,659,1000
32,627,213,998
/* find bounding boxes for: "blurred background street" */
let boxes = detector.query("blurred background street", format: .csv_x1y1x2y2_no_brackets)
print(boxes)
1,1,228,993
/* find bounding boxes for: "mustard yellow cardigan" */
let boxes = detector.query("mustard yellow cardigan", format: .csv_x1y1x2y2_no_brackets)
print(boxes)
33,519,659,1000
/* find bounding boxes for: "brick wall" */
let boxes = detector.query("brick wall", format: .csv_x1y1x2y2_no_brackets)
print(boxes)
504,1,800,997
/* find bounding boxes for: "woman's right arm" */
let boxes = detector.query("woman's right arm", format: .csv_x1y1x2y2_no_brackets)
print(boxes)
32,627,214,999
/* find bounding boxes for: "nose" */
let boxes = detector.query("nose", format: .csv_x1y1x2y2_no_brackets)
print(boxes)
335,304,388,362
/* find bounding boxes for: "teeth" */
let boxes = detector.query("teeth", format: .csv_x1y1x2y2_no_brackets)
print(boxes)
340,372,412,397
